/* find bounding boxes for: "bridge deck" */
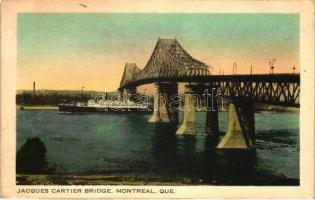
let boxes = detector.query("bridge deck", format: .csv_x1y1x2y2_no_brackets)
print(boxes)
119,73,299,89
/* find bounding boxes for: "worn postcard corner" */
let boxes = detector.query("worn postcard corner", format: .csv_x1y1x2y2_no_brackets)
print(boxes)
1,0,315,199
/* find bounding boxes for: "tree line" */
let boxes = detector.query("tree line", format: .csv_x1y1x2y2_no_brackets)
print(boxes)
16,93,92,106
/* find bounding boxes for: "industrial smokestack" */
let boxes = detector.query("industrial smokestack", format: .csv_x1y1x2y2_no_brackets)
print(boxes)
33,81,36,97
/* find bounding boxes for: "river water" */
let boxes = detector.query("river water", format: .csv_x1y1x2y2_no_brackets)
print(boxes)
16,110,299,185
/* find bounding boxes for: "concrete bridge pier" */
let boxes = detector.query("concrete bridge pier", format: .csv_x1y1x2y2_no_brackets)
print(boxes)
205,87,219,136
121,88,137,102
149,82,178,123
176,84,196,135
217,101,255,149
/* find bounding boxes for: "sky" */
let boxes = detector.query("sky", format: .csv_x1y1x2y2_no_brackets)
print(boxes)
17,13,299,91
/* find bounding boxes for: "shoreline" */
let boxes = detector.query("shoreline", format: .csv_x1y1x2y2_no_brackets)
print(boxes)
16,106,299,113
17,105,58,110
16,174,299,186
16,175,187,186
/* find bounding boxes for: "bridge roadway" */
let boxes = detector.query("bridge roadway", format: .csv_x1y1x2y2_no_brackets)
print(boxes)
119,73,299,89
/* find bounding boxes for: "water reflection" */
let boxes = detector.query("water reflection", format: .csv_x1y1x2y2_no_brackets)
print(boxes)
216,150,257,185
150,123,178,175
152,123,178,153
150,123,260,184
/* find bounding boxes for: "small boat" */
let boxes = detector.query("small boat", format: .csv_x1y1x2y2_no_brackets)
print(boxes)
58,99,152,114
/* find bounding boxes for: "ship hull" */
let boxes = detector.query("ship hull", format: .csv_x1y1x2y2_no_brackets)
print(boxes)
58,104,152,114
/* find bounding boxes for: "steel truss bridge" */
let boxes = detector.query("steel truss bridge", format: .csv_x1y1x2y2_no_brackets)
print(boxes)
117,38,300,148
119,38,300,107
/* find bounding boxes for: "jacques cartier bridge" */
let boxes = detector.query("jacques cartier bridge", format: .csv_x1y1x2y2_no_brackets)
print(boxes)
118,38,300,149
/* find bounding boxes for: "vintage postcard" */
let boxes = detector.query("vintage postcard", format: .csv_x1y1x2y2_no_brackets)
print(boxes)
1,0,314,198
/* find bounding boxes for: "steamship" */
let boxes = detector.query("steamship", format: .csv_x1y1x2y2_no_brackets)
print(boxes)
58,99,152,113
